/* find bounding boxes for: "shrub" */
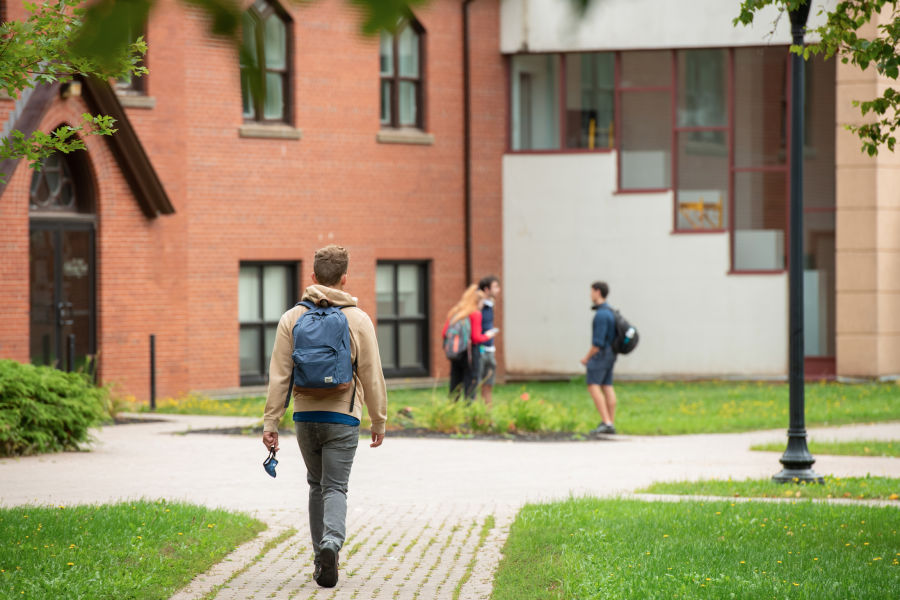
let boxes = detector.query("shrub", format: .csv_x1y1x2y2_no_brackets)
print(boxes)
413,397,467,433
495,396,551,433
0,360,107,456
465,400,494,434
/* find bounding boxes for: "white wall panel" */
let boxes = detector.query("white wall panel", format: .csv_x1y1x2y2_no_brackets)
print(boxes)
501,0,835,54
502,153,788,377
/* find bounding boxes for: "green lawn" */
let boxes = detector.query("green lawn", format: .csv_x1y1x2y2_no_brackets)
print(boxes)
492,496,900,600
638,476,900,501
752,439,900,458
145,380,900,436
0,499,265,599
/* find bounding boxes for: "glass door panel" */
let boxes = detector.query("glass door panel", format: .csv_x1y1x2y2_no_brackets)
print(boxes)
29,230,57,367
61,229,93,372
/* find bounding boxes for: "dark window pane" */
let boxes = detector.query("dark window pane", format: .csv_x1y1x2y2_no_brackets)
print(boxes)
30,231,56,367
380,31,394,75
803,55,836,210
511,54,560,151
399,322,420,368
565,52,615,149
804,212,835,356
733,170,787,270
380,80,391,124
240,327,261,374
734,46,788,168
264,325,277,374
676,130,728,230
377,323,396,368
620,50,671,88
677,49,727,127
376,264,395,316
620,91,672,189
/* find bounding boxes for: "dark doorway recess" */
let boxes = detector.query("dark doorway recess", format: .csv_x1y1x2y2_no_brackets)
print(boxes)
29,221,96,373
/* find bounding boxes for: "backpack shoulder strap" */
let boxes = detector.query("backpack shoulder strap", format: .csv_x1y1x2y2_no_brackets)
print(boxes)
284,301,316,409
336,305,360,411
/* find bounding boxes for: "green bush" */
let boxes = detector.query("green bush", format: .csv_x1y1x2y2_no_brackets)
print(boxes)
0,359,107,456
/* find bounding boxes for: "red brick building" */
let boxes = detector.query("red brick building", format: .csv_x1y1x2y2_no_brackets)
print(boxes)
0,0,505,398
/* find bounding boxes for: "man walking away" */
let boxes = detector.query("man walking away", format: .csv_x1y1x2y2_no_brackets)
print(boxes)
262,245,387,589
478,275,501,405
580,281,617,434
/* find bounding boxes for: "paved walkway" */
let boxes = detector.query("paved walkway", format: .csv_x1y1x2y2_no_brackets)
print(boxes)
2,415,899,599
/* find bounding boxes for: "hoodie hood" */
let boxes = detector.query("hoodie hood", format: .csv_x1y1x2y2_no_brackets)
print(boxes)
301,284,358,308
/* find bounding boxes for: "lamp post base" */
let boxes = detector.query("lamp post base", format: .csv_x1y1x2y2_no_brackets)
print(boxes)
772,467,824,484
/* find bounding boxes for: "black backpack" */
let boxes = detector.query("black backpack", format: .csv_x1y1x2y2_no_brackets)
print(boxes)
602,306,639,355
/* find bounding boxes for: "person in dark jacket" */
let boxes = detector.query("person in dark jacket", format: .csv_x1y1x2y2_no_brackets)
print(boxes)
477,275,501,405
580,281,618,434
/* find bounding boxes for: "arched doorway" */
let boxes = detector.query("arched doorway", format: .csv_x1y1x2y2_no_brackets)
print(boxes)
29,150,96,372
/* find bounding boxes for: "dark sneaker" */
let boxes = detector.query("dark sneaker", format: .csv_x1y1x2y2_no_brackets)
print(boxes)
316,541,340,588
606,424,617,435
313,559,322,583
590,423,616,435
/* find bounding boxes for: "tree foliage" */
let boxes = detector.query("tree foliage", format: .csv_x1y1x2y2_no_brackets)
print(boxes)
736,0,900,155
0,0,147,180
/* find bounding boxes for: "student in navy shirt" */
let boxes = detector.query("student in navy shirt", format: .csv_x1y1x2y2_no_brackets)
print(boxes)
477,275,501,405
580,281,618,434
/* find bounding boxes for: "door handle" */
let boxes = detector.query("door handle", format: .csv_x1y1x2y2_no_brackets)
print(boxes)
57,302,74,326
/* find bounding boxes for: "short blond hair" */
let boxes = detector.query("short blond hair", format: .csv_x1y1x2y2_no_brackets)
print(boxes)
314,245,349,287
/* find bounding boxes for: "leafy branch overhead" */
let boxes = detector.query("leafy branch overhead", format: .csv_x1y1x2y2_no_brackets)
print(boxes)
0,0,146,180
736,0,900,155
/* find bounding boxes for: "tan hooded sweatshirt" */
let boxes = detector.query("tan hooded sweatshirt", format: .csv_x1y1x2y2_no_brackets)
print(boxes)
263,285,388,434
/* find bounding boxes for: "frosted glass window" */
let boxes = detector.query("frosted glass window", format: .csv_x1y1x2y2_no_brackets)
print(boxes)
381,21,423,129
263,265,289,320
620,91,671,189
397,265,420,316
239,267,260,323
376,264,395,316
376,262,428,376
565,52,614,149
377,324,396,369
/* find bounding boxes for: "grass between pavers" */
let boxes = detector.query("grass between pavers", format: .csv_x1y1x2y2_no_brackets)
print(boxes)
638,476,900,501
144,380,900,436
0,499,265,599
752,439,900,457
492,496,900,600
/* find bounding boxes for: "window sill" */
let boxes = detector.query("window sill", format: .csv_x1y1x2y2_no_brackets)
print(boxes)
117,95,156,109
728,270,786,276
377,129,434,146
506,148,614,155
239,123,303,140
671,229,727,235
613,188,671,195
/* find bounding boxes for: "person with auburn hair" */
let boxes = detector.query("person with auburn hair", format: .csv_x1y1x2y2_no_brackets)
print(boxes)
262,244,387,589
442,285,496,401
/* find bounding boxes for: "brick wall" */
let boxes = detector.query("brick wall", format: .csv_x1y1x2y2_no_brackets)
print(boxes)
0,0,506,399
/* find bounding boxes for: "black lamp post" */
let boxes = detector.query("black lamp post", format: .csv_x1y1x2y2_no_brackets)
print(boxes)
773,1,823,484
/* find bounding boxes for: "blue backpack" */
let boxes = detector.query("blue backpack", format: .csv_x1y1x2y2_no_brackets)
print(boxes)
283,299,357,410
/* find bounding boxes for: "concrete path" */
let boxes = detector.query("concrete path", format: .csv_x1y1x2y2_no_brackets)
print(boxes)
2,415,899,599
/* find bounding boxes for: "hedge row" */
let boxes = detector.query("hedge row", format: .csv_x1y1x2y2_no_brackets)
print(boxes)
0,359,107,456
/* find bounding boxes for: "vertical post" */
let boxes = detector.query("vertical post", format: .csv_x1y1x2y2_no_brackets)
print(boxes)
463,0,475,286
774,2,822,484
67,334,75,373
150,334,157,412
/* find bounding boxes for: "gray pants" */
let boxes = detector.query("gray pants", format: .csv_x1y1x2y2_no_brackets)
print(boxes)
294,422,359,559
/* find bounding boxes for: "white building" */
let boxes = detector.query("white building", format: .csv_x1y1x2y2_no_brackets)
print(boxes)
500,0,897,380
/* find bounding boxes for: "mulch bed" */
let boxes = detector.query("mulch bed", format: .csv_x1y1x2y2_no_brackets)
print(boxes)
112,417,167,425
183,425,618,442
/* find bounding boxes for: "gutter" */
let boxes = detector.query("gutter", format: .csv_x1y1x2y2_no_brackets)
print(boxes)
463,0,475,285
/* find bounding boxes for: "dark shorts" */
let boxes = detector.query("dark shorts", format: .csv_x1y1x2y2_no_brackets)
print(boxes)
586,347,616,386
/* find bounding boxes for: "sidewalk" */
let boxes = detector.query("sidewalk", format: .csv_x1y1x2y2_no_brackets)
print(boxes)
2,415,898,599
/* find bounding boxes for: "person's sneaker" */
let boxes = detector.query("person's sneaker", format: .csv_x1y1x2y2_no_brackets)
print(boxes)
590,423,616,435
316,541,340,588
313,559,322,583
606,423,617,435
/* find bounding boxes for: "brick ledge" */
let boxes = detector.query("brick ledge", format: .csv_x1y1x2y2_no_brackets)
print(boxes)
239,123,303,140
377,129,435,145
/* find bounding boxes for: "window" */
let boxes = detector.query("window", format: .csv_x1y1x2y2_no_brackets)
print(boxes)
239,263,296,385
565,53,614,150
675,49,728,230
241,0,291,123
511,54,560,150
380,19,424,129
376,262,429,377
30,153,77,212
619,51,673,190
115,19,147,95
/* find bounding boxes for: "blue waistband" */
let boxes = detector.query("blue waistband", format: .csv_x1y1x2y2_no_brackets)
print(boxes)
292,411,361,426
